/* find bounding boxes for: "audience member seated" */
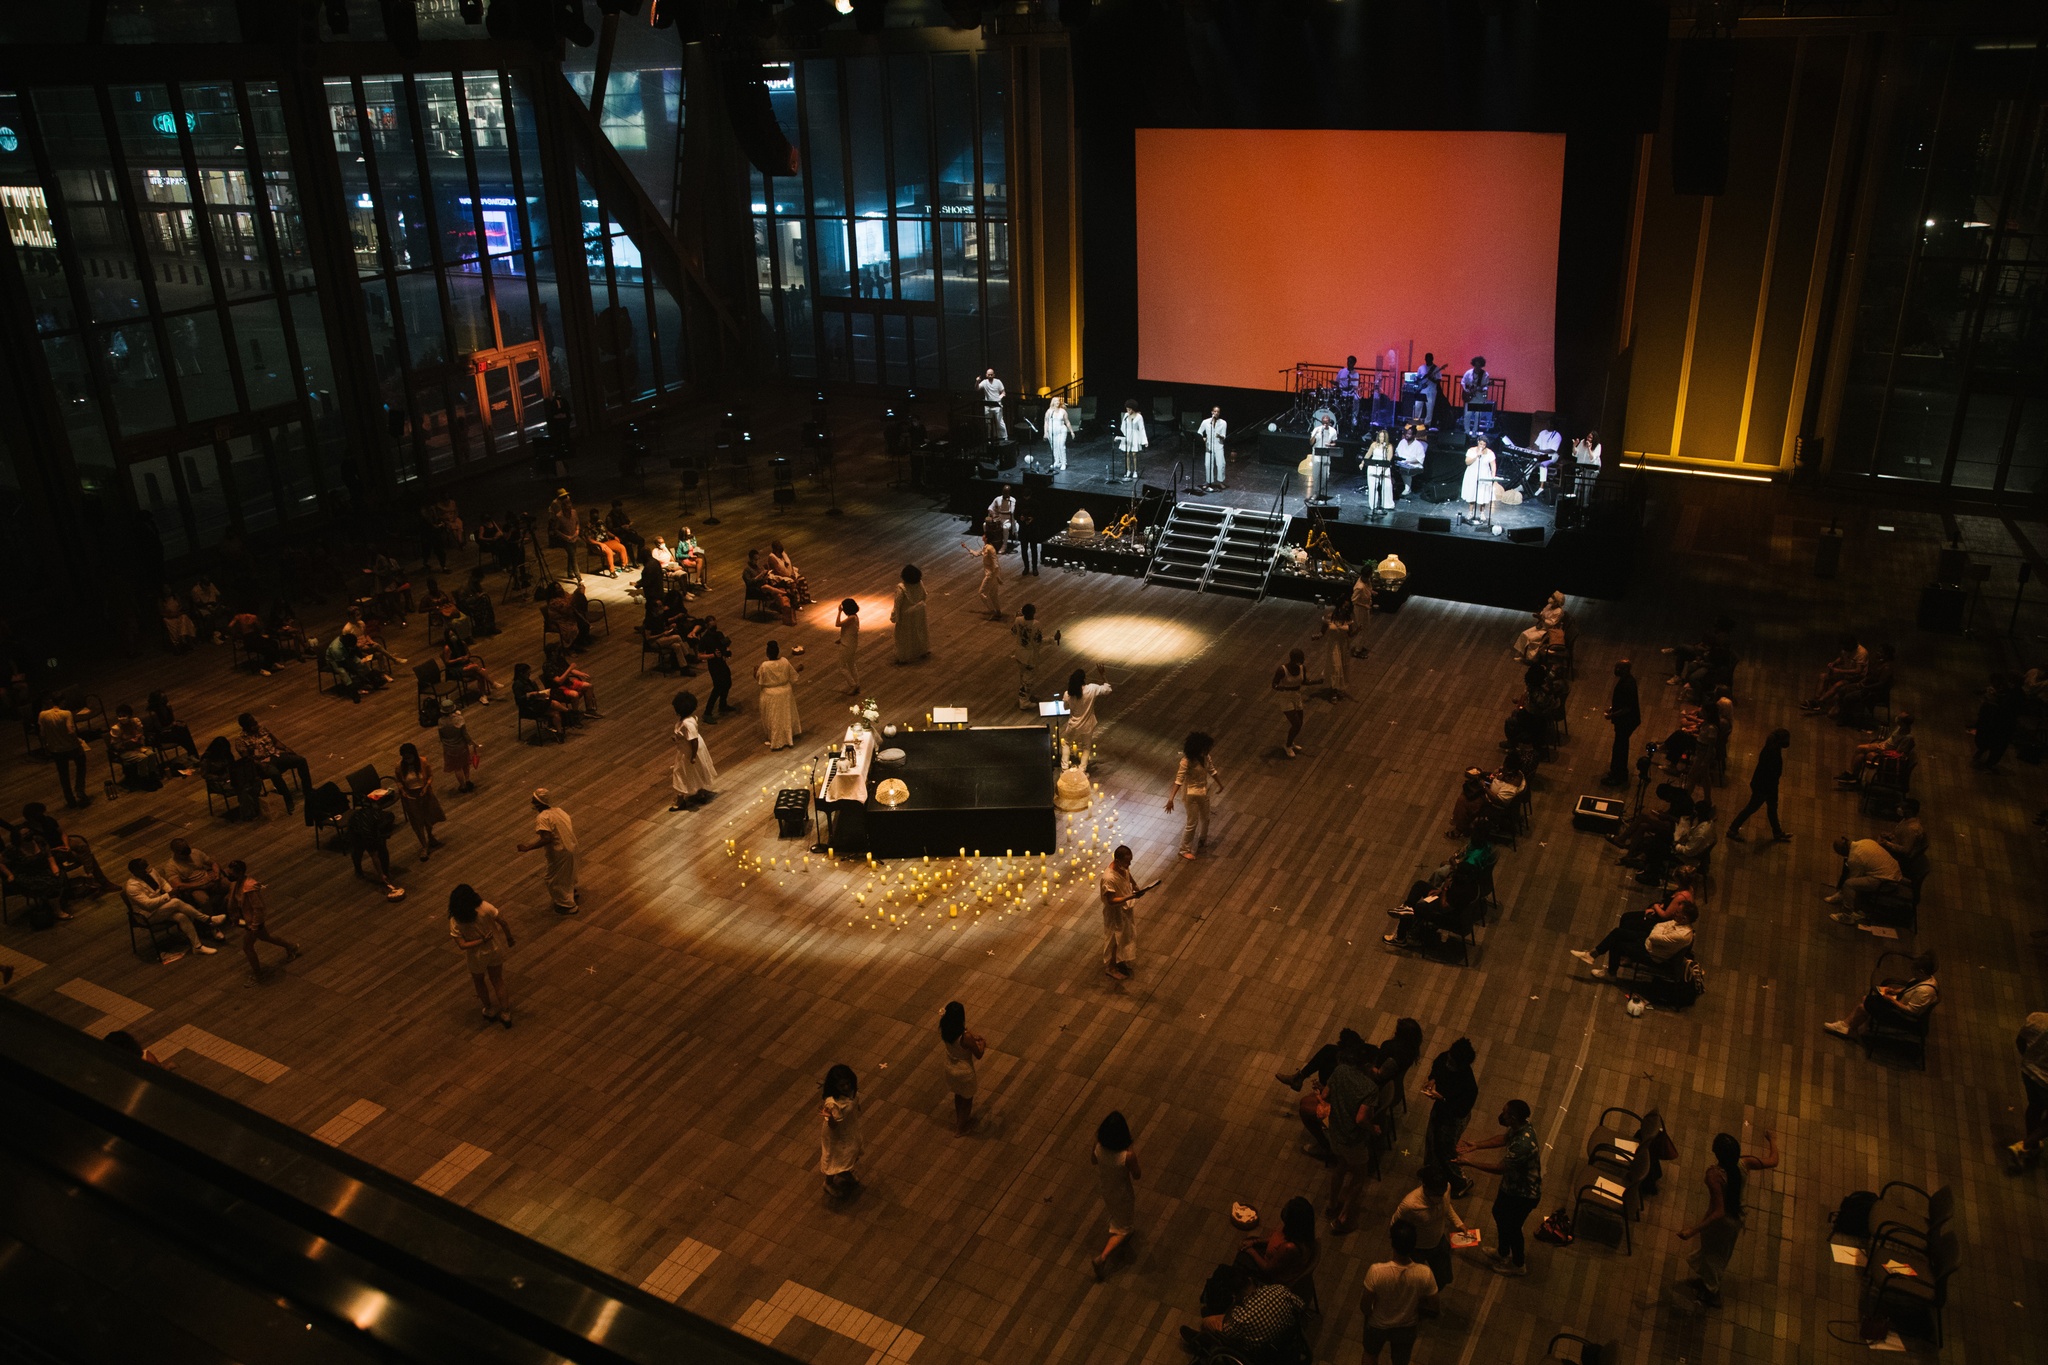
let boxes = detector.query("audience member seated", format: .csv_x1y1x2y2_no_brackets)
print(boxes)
674,527,707,587
5,825,79,921
369,552,412,622
1664,616,1735,684
224,607,281,675
1446,771,1488,841
145,692,197,763
1236,1195,1317,1288
235,713,312,813
512,663,568,740
266,601,310,661
341,607,401,679
1825,834,1904,925
160,588,198,653
606,500,645,557
1182,1264,1306,1359
743,550,796,626
544,649,601,717
324,634,376,702
584,506,630,576
17,802,111,890
108,704,163,789
543,585,590,653
1486,756,1528,810
1611,787,1696,864
1836,713,1913,789
1801,633,1868,713
475,513,511,573
418,579,455,620
1274,1026,1366,1160
1510,591,1568,663
1832,642,1895,724
1626,799,1715,886
123,856,226,953
440,630,496,704
166,838,228,913
1384,862,1481,953
1880,798,1928,876
767,540,813,605
1524,661,1568,723
188,575,226,642
456,569,498,637
201,736,264,816
1570,894,1698,979
1823,952,1937,1041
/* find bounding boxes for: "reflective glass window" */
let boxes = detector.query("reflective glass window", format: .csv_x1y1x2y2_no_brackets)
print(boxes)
226,432,277,532
179,443,231,548
0,90,73,332
890,57,930,216
291,291,335,405
35,88,148,322
167,308,236,420
230,296,294,409
804,61,845,217
99,321,173,433
41,335,114,473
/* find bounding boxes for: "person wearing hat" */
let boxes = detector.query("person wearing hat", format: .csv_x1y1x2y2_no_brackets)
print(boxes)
515,788,579,913
437,698,478,794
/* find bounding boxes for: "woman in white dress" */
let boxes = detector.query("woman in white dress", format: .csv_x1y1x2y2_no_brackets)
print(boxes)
1045,396,1073,471
1274,647,1308,757
1118,400,1147,481
754,641,801,750
1462,435,1497,522
820,1063,863,1198
668,691,717,811
1090,1110,1141,1278
1063,666,1112,756
1317,598,1355,697
1364,427,1396,512
970,535,1003,620
938,1001,986,1134
834,598,861,695
448,883,515,1028
891,564,928,664
1512,590,1568,662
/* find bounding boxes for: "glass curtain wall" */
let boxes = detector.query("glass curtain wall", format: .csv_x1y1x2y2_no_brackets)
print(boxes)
754,49,1013,391
324,68,556,481
1833,37,2047,500
3,80,338,556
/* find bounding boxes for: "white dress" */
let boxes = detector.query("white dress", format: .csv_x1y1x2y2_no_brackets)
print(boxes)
821,1095,862,1177
1066,681,1112,750
671,716,717,796
1095,1142,1136,1234
891,581,929,662
1462,446,1496,504
1046,406,1072,469
1119,412,1148,474
943,1035,978,1099
838,616,860,692
755,657,800,749
977,545,1002,617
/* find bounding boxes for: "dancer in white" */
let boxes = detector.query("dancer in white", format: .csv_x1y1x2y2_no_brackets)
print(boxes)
1064,665,1112,757
970,535,1003,621
1363,427,1396,513
1118,401,1147,481
1198,406,1228,489
667,691,717,811
1309,412,1339,503
1045,396,1073,471
1462,433,1497,523
1317,599,1355,698
1571,428,1603,501
834,598,861,695
1165,731,1223,860
977,368,1007,444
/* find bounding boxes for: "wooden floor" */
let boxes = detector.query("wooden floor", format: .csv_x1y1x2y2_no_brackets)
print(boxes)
4,416,2045,1365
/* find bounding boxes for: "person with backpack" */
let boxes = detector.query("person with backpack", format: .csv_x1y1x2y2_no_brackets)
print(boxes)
1676,1129,1779,1306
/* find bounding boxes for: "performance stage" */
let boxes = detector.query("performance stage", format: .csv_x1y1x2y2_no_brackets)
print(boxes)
825,727,1057,860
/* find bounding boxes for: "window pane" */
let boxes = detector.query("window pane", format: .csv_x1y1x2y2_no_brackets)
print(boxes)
271,420,319,519
496,258,536,345
911,314,939,388
849,310,877,385
179,444,231,549
854,217,889,299
226,432,277,533
290,290,334,407
847,57,885,219
881,313,906,387
366,77,432,272
978,54,1006,218
933,55,974,216
654,286,684,389
443,267,491,353
985,220,1012,378
890,56,930,216
112,84,218,315
804,60,844,217
531,248,563,374
396,271,447,366
507,77,550,251
896,219,933,300
35,88,148,322
130,456,187,559
104,1,240,43
1951,391,2007,492
941,219,978,385
816,216,850,298
0,91,75,332
42,335,114,474
101,322,173,434
418,76,477,264
230,296,294,408
167,308,236,420
820,310,846,383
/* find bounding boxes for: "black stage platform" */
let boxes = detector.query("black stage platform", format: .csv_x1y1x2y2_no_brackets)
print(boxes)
832,727,1057,860
928,431,1638,608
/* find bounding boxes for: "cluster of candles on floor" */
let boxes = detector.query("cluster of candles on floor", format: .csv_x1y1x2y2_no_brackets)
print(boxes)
720,786,1126,933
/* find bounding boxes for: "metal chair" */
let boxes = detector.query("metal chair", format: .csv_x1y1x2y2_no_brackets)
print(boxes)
1860,951,1937,1069
1545,1332,1619,1365
1863,1229,1958,1346
124,892,187,963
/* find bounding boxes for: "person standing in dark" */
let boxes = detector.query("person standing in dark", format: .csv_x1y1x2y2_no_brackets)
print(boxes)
1726,728,1792,842
1601,660,1640,787
1971,673,2023,770
693,616,737,724
1421,1038,1480,1197
1018,499,1045,577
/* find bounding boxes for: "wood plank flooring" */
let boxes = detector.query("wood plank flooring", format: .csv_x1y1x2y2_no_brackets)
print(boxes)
3,416,2044,1364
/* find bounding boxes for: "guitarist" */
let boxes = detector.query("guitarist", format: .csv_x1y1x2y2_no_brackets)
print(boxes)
1099,844,1158,981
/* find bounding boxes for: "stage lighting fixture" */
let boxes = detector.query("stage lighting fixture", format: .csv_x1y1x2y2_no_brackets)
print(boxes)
557,0,596,44
459,0,483,19
942,0,982,28
324,0,351,33
380,0,420,54
851,0,884,33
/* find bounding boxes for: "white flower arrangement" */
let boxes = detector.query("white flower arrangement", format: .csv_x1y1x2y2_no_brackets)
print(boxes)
848,696,881,729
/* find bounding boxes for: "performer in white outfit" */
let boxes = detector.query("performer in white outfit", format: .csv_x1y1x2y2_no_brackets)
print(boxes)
1308,412,1339,503
1462,433,1498,523
1411,352,1442,426
1571,429,1603,500
1044,396,1073,471
969,536,1003,620
834,598,861,695
1063,666,1112,757
977,369,1007,445
1394,424,1428,501
1117,401,1147,481
1533,424,1564,495
668,692,718,810
986,484,1018,552
1198,406,1227,489
1460,356,1491,435
1363,427,1396,513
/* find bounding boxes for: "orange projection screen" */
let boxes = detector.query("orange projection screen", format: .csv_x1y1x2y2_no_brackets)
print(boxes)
1136,129,1566,411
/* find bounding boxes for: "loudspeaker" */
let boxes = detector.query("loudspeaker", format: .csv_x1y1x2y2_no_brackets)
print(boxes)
973,462,999,481
1023,470,1054,489
1418,516,1452,533
990,439,1018,470
1555,494,1583,530
722,64,799,177
1508,526,1546,543
1673,38,1736,195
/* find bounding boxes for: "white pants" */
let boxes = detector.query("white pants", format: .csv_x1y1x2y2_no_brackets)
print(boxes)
984,405,1007,443
1309,454,1332,501
1204,442,1226,485
1179,791,1211,854
1367,465,1394,510
1049,432,1068,470
1102,905,1135,967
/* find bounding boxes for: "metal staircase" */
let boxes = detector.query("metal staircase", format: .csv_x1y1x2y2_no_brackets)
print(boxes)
1143,503,1291,599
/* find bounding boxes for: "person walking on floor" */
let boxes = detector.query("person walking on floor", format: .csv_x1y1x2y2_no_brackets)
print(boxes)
938,1001,986,1135
971,535,1004,621
1726,727,1793,843
1422,1038,1480,1197
820,1063,863,1198
437,698,478,793
1392,1166,1472,1296
1090,1110,1141,1278
2006,1012,2048,1174
1166,731,1223,860
755,641,801,750
36,695,92,808
1064,666,1112,760
695,617,737,722
891,564,930,664
1457,1098,1542,1276
834,599,861,695
516,788,579,913
1099,844,1148,980
668,691,717,811
395,742,446,862
1359,1221,1441,1365
1013,604,1045,709
1317,599,1355,698
1676,1129,1778,1307
1274,648,1309,758
226,859,299,979
1601,660,1640,786
448,883,515,1028
1018,501,1044,577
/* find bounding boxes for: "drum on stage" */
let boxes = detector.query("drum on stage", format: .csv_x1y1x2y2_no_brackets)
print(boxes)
1312,406,1337,428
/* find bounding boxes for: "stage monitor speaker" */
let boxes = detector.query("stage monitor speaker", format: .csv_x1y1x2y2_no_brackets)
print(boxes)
1507,526,1546,543
1023,469,1054,489
1418,515,1452,533
1555,493,1583,530
1673,37,1736,196
990,439,1018,470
